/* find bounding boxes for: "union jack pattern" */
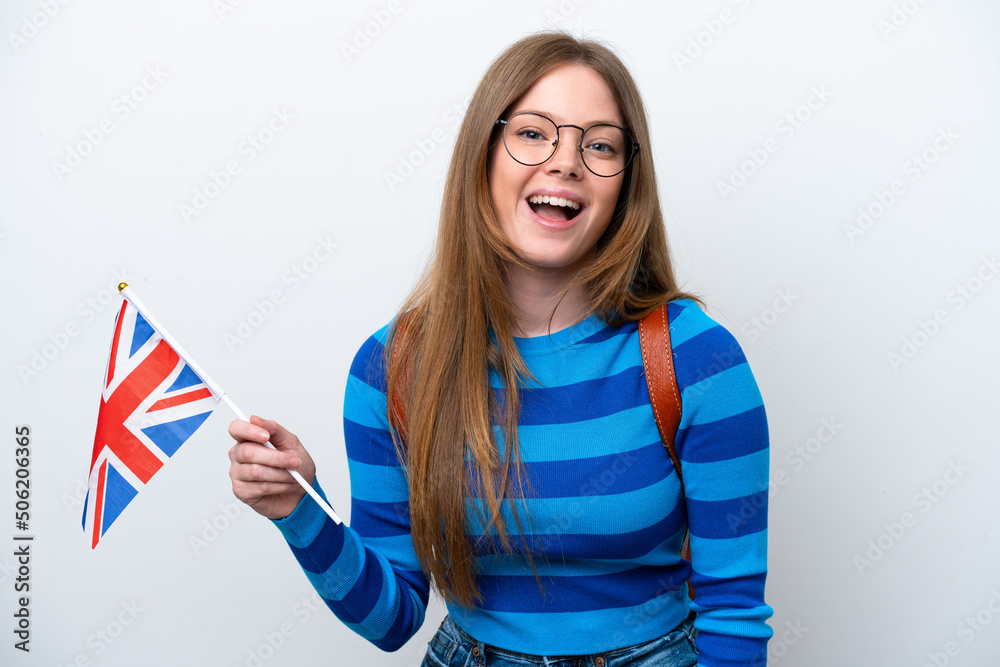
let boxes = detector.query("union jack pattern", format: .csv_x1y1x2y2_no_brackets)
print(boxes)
84,298,219,548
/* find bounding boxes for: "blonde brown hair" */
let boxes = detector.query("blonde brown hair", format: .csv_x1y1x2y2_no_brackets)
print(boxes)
385,31,702,610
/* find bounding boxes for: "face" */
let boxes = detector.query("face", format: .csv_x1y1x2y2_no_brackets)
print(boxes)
488,64,626,276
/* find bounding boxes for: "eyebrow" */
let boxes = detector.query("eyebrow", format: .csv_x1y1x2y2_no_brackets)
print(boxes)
513,108,624,127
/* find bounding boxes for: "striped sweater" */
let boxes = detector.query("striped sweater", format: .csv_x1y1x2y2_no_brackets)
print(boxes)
272,298,773,666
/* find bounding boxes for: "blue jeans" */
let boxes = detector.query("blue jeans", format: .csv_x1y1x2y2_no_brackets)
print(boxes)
422,614,699,667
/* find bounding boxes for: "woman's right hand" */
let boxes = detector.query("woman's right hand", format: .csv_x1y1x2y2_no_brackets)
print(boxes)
227,415,316,520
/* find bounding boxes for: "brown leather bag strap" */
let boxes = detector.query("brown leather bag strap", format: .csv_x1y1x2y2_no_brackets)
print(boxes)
638,303,683,490
638,302,695,600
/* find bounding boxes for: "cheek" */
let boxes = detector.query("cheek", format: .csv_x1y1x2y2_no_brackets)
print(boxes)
594,179,624,218
488,153,523,221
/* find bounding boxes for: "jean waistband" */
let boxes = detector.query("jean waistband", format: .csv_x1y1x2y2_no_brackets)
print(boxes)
441,611,696,664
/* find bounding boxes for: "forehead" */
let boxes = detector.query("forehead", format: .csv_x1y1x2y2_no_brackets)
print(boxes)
510,63,622,126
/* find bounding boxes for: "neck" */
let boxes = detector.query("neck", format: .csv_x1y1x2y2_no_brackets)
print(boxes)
504,262,591,338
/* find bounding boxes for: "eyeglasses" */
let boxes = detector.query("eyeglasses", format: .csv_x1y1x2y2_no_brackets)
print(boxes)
495,111,639,178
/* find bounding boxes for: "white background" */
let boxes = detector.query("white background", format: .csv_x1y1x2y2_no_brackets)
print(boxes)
2,1,999,665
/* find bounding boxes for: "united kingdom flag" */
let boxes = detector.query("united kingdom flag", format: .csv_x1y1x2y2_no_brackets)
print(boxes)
84,298,219,548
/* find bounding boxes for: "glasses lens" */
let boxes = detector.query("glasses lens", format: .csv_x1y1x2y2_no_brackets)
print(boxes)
503,113,558,166
581,125,634,177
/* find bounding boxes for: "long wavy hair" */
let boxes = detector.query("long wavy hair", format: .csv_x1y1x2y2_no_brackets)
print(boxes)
384,31,703,610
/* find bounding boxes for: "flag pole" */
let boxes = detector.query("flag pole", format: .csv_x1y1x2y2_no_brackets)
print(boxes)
117,283,343,526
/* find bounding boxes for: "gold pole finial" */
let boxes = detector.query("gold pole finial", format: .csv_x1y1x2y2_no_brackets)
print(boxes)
118,282,129,292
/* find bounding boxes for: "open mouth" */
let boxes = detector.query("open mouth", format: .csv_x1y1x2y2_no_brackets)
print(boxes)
527,194,583,223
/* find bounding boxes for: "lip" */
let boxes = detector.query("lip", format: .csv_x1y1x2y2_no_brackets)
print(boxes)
524,188,586,230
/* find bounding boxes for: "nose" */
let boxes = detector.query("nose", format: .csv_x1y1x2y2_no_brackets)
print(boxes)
546,128,584,178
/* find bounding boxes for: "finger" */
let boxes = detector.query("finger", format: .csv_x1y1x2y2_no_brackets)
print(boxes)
231,479,300,502
230,459,300,484
229,442,300,470
250,415,300,452
229,419,271,444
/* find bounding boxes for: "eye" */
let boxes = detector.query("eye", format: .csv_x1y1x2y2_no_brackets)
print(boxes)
586,141,617,155
516,127,547,142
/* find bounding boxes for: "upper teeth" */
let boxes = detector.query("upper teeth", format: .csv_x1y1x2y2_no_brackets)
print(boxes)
528,195,580,210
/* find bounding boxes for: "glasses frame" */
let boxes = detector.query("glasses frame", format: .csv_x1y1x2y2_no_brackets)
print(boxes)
495,111,640,178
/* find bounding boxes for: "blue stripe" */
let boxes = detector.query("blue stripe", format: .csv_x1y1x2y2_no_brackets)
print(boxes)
668,300,717,348
475,533,686,577
349,460,409,503
683,448,770,501
687,491,768,539
506,330,640,389
508,366,648,425
677,405,768,463
468,441,671,499
466,475,681,537
474,564,688,614
576,319,634,345
690,627,773,658
343,420,403,467
339,547,384,619
674,326,747,390
689,571,768,610
288,516,345,574
351,498,412,538
681,365,763,426
512,404,660,461
471,502,687,560
689,530,768,579
343,377,389,430
350,335,388,393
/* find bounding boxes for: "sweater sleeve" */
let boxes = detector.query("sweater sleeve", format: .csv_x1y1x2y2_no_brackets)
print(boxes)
269,327,429,652
670,301,774,667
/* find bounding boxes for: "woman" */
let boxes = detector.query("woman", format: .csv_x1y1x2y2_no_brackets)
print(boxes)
229,31,773,667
